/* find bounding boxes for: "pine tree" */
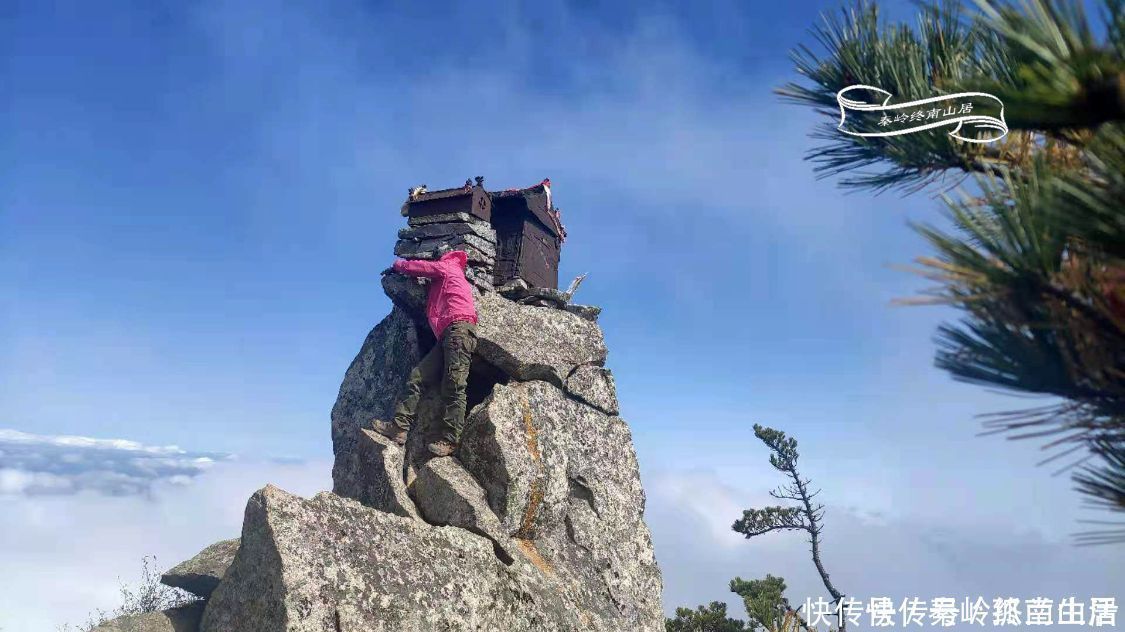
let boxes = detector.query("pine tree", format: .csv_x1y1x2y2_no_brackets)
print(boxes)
781,0,1125,542
730,575,797,632
733,425,843,631
665,601,751,632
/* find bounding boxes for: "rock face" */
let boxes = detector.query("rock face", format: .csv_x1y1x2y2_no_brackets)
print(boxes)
161,539,239,598
136,210,662,631
201,486,584,632
91,603,204,632
473,292,608,385
411,457,516,565
565,364,620,415
458,381,661,625
330,306,425,503
351,428,422,520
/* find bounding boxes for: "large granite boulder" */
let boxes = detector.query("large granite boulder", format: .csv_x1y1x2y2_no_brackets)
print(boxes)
161,539,239,598
458,380,662,628
352,428,421,520
200,485,585,632
411,457,516,564
91,603,204,632
473,292,607,385
330,306,426,502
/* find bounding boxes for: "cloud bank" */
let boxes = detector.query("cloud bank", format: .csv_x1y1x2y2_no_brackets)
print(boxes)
0,429,328,631
0,428,228,497
0,429,1120,631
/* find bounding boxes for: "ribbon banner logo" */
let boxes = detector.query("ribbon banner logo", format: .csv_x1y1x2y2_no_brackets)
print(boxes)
836,85,1008,143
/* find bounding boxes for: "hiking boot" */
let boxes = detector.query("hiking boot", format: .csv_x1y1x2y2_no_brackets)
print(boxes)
427,439,458,457
371,419,407,446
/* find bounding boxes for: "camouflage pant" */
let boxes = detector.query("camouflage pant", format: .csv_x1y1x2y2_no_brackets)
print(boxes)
393,321,477,443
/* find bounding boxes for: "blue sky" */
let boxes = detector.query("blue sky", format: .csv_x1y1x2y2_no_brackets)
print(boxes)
2,0,1122,629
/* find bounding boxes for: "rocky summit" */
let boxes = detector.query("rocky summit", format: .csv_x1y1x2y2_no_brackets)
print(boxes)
96,221,663,631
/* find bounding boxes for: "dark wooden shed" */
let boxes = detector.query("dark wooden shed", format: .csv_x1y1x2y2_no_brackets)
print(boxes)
402,183,491,222
490,181,563,289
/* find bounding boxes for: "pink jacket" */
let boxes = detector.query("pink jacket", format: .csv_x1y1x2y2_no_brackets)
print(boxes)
393,250,478,339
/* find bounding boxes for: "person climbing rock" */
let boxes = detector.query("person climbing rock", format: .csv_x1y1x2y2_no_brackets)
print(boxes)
373,247,478,457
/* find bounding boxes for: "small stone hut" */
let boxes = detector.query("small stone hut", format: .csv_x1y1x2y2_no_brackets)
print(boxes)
399,178,565,290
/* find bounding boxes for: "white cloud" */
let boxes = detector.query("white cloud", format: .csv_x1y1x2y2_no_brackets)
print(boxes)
0,455,330,632
0,428,185,454
0,428,228,497
650,469,765,550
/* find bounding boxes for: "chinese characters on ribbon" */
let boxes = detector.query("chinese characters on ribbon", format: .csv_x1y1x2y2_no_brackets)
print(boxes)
878,103,975,127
